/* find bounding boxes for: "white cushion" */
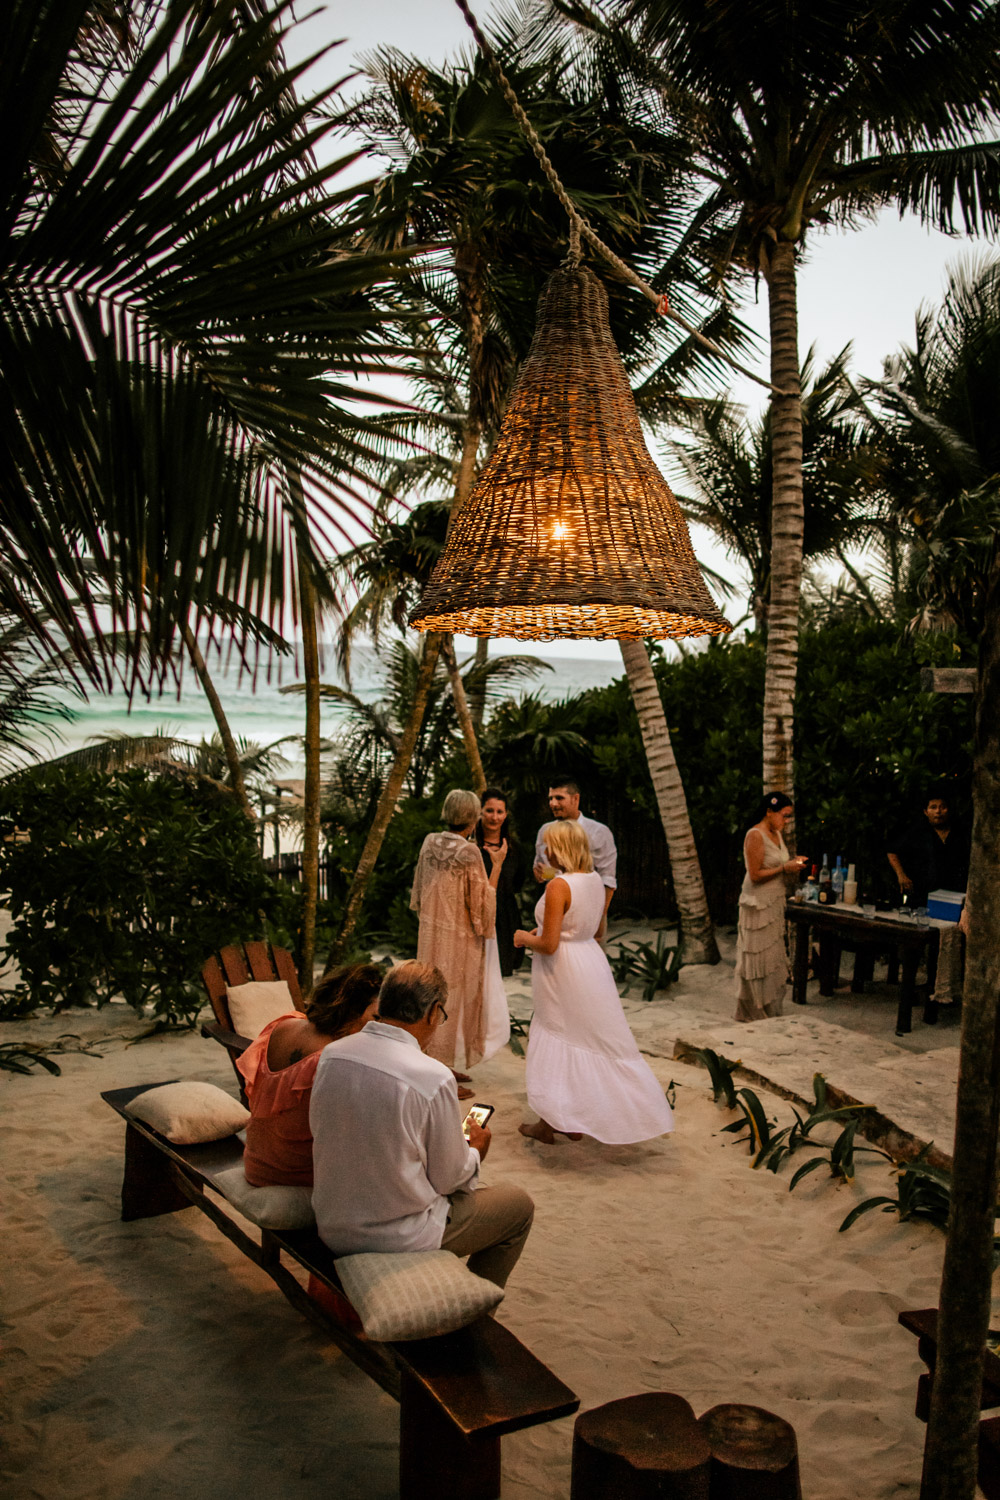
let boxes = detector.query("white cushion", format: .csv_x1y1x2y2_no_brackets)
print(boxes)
225,979,295,1039
213,1166,315,1230
125,1081,249,1144
333,1250,503,1341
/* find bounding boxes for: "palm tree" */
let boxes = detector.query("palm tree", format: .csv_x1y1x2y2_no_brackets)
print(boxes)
672,347,884,634
556,0,1000,798
325,13,752,963
858,255,1000,640
3,0,413,685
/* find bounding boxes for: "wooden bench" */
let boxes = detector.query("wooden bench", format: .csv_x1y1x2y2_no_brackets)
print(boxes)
898,1308,1000,1500
103,1082,579,1500
200,942,305,1097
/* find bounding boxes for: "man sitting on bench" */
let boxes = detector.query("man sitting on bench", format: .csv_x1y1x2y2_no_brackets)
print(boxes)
310,960,534,1289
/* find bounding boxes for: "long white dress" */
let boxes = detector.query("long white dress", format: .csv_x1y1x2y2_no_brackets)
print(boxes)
524,871,674,1144
734,828,789,1021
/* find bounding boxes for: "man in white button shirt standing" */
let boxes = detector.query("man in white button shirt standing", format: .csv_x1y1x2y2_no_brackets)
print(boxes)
534,778,617,939
310,961,534,1288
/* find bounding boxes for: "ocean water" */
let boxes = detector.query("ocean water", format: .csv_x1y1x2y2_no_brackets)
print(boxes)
31,640,625,776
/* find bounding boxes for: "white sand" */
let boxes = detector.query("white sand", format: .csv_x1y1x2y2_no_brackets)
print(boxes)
1,934,960,1499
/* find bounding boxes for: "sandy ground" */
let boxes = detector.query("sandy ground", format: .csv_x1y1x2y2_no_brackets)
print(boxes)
0,921,969,1499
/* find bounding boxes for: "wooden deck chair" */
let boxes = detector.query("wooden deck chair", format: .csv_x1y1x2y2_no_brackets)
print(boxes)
201,942,305,1097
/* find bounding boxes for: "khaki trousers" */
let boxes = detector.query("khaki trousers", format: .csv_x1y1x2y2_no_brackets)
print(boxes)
441,1182,534,1289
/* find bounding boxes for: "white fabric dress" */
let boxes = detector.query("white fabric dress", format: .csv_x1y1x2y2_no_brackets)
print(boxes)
524,871,674,1144
482,938,511,1061
734,828,789,1021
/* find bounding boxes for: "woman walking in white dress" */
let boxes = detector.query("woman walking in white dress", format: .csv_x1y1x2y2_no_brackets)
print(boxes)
513,819,674,1146
734,792,808,1022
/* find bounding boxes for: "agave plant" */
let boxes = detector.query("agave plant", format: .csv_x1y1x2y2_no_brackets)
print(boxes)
612,930,682,1001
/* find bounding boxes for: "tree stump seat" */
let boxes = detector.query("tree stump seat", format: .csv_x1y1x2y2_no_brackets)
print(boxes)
570,1393,801,1500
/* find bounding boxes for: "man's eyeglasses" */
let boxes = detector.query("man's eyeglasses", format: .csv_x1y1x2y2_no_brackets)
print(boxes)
435,1001,448,1024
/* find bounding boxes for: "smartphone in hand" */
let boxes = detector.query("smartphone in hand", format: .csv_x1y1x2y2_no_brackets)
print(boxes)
463,1103,495,1137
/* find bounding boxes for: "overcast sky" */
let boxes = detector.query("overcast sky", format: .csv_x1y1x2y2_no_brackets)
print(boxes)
289,1,991,658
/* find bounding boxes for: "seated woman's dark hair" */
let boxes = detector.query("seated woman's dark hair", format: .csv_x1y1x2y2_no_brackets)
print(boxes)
306,963,384,1038
474,785,519,847
754,790,793,821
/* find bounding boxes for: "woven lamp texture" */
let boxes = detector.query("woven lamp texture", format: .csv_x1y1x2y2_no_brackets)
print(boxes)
410,264,730,641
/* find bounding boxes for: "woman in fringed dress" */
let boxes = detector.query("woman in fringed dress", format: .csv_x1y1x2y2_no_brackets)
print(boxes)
734,792,808,1022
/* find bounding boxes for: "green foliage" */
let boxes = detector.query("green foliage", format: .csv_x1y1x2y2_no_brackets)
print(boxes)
322,795,442,957
752,1074,874,1175
688,1046,739,1109
0,767,290,1026
839,1146,954,1233
721,1088,775,1155
612,930,682,1000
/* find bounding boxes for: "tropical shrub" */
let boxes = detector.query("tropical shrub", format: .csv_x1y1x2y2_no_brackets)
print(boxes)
0,767,291,1025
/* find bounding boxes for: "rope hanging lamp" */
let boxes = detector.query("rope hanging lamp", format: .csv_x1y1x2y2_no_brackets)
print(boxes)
409,0,735,642
410,261,731,640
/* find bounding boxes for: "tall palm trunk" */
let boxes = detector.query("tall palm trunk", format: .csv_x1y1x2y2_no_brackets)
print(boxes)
181,623,253,820
468,636,489,729
920,555,1000,1500
619,638,719,964
296,542,322,993
761,239,804,800
327,632,443,966
442,634,487,793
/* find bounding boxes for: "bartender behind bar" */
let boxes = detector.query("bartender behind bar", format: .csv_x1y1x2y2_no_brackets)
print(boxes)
886,784,970,906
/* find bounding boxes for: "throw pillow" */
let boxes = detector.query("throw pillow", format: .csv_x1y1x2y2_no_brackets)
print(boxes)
225,979,295,1039
125,1081,250,1144
214,1166,315,1230
333,1249,503,1341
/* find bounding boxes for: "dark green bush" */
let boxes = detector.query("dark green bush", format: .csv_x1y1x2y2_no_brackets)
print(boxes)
0,767,292,1025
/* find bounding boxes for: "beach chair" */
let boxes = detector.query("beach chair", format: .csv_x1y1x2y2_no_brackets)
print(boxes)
200,942,305,1095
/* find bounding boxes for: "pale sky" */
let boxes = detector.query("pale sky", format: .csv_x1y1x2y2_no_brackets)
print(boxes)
289,2,993,659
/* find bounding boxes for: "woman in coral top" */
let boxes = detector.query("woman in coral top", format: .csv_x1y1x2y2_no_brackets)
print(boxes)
237,964,382,1186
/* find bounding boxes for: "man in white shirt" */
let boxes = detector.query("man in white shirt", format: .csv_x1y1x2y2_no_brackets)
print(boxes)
534,778,617,936
310,960,534,1288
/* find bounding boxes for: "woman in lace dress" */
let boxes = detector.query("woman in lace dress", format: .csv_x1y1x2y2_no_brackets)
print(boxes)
411,789,510,1085
735,792,808,1022
514,819,674,1146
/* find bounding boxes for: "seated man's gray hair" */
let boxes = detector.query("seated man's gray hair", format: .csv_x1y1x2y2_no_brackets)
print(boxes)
378,961,448,1025
441,788,480,829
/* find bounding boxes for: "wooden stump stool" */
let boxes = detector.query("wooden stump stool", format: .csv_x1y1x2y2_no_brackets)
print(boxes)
571,1393,711,1500
698,1404,802,1499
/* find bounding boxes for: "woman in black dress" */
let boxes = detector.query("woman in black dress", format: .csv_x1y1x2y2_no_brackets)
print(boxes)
475,787,526,976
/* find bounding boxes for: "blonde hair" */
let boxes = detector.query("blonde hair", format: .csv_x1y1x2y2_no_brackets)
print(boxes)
544,819,593,874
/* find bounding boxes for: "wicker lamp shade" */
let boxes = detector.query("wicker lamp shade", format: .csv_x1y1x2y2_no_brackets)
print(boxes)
410,264,731,641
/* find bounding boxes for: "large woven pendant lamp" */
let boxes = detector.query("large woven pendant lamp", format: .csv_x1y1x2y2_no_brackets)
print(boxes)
409,263,731,641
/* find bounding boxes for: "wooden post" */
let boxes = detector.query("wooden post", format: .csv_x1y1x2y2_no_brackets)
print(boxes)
920,553,1000,1500
571,1393,711,1499
398,1371,500,1500
698,1403,802,1499
120,1123,192,1221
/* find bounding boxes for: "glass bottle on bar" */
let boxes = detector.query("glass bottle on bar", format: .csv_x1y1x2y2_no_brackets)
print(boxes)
818,853,832,903
832,856,845,903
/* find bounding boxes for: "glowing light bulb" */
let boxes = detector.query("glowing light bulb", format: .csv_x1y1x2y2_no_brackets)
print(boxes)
552,520,569,540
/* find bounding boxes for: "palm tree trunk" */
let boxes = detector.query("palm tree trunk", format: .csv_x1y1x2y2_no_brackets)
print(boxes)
761,239,804,798
326,632,443,967
296,542,322,994
468,636,489,729
442,635,487,793
181,623,254,820
619,638,719,964
920,555,1000,1500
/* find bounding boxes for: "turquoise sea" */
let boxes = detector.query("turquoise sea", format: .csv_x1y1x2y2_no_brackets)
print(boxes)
33,640,625,777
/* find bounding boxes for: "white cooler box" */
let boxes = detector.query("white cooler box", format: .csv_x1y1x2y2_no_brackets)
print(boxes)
927,889,965,922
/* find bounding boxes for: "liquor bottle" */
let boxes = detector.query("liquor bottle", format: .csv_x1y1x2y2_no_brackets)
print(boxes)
832,856,845,903
818,854,832,903
805,865,819,902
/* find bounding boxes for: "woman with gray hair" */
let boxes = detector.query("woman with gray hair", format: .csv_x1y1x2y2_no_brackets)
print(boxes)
411,789,509,1092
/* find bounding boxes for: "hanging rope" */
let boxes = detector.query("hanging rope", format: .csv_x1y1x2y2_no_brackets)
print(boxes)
453,0,789,398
